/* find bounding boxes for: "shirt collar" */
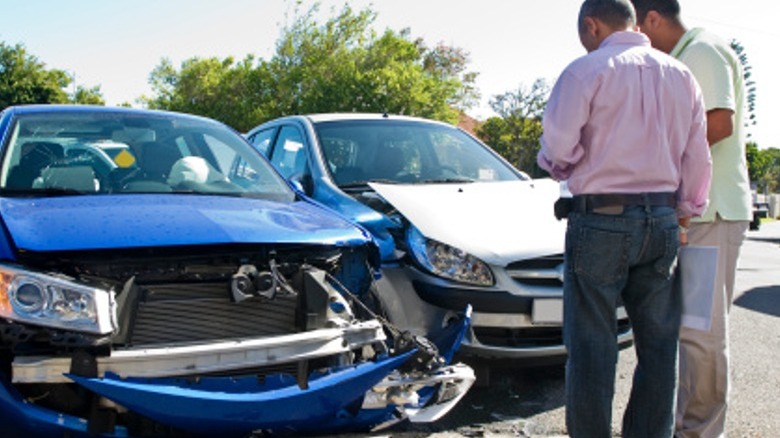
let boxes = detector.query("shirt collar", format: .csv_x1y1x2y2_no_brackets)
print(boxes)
670,28,705,58
599,31,651,50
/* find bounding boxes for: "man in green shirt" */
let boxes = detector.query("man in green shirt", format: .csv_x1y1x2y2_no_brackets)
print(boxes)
631,1,752,437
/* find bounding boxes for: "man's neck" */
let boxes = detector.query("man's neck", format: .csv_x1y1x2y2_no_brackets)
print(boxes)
661,21,688,54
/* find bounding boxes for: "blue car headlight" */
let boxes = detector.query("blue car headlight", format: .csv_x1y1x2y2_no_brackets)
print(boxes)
407,226,494,286
0,265,116,335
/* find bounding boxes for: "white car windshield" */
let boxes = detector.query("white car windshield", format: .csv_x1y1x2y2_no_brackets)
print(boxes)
1,110,294,202
314,120,526,186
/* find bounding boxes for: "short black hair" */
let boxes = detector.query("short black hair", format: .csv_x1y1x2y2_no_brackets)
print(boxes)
630,0,681,23
578,0,637,34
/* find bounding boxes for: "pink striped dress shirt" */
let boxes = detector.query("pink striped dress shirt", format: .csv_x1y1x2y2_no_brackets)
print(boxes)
537,31,712,218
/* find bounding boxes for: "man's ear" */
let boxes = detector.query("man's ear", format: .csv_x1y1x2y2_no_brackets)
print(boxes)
583,16,599,37
643,10,663,29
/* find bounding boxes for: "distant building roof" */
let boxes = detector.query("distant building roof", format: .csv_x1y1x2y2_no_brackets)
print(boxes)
458,112,480,136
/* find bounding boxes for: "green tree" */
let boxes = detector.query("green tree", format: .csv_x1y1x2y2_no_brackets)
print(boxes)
0,42,104,109
145,56,268,131
72,84,105,105
476,79,550,177
421,41,480,112
1,42,69,109
747,143,780,193
143,3,477,130
768,148,780,193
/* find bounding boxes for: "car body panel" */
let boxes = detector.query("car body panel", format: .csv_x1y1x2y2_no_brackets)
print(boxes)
310,190,399,260
0,373,128,438
66,352,413,437
1,195,372,253
368,179,566,265
1,311,472,438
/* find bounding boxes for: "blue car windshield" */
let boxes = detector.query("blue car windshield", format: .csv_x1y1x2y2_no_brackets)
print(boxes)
0,110,295,202
314,120,526,186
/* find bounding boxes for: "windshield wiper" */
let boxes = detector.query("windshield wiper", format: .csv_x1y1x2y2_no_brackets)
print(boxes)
1,187,85,197
418,178,476,184
339,179,399,189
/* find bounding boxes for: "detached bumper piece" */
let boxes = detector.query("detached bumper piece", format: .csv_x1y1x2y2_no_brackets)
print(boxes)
363,362,475,425
322,305,476,433
0,310,474,437
66,351,413,437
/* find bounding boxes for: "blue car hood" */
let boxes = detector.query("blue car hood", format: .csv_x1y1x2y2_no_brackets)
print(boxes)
0,195,373,252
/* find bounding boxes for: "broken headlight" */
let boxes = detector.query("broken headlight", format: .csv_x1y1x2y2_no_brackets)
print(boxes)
0,265,115,335
407,226,494,286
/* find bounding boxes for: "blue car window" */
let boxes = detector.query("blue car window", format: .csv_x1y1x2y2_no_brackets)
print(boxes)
269,126,307,180
248,127,276,157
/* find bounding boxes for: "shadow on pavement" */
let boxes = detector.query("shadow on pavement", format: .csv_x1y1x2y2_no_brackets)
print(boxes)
747,236,780,245
734,285,780,317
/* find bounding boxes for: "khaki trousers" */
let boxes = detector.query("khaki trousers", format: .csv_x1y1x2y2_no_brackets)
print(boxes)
675,218,749,438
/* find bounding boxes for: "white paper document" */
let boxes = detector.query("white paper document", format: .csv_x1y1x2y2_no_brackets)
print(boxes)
678,245,719,331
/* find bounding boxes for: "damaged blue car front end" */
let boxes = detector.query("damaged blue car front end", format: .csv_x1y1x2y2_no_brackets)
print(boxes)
0,105,473,437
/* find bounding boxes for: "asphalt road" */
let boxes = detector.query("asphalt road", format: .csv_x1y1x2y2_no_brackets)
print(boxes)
351,219,780,438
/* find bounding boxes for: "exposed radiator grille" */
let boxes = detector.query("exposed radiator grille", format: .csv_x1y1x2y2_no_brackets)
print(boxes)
129,282,299,346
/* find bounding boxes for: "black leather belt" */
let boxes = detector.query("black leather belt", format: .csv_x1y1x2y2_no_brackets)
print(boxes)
572,192,676,213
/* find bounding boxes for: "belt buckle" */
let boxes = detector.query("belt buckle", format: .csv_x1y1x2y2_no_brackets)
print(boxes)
592,205,624,215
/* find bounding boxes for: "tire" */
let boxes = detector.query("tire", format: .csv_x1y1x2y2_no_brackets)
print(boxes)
750,213,761,231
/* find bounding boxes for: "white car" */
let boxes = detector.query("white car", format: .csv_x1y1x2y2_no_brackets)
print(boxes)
246,113,632,363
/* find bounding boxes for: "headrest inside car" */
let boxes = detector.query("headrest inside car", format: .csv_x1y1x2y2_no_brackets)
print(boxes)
167,157,227,187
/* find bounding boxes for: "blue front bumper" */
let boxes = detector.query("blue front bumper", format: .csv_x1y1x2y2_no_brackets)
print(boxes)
0,310,472,437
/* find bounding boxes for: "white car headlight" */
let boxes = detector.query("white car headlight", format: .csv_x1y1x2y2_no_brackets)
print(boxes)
0,265,116,335
407,226,494,286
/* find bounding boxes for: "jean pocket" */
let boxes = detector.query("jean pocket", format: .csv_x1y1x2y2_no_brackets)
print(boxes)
653,228,680,279
573,226,631,287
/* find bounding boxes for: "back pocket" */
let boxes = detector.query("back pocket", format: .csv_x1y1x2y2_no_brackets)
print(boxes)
573,226,631,287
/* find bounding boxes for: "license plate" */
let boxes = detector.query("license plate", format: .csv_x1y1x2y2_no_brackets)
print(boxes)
533,299,563,324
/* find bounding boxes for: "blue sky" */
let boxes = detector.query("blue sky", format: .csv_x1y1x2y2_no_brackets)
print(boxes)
1,0,777,148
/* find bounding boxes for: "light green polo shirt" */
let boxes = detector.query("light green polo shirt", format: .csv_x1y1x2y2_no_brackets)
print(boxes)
671,28,752,222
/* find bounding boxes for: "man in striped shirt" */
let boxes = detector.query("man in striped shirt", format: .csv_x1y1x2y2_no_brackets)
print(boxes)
537,0,712,436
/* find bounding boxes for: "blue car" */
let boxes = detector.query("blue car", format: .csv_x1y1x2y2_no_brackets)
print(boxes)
0,105,473,437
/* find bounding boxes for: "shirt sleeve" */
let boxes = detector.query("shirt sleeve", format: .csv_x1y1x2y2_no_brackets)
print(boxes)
677,77,713,218
679,43,735,112
537,69,589,181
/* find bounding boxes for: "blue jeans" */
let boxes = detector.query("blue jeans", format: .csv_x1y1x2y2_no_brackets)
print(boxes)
564,205,681,438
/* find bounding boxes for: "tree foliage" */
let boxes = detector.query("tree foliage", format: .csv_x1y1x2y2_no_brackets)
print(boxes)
71,85,105,105
1,42,68,109
0,42,104,110
476,79,550,177
143,4,478,131
146,56,265,131
747,142,780,193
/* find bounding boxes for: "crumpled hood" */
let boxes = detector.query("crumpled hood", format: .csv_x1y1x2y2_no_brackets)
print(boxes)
0,195,372,253
369,179,566,265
